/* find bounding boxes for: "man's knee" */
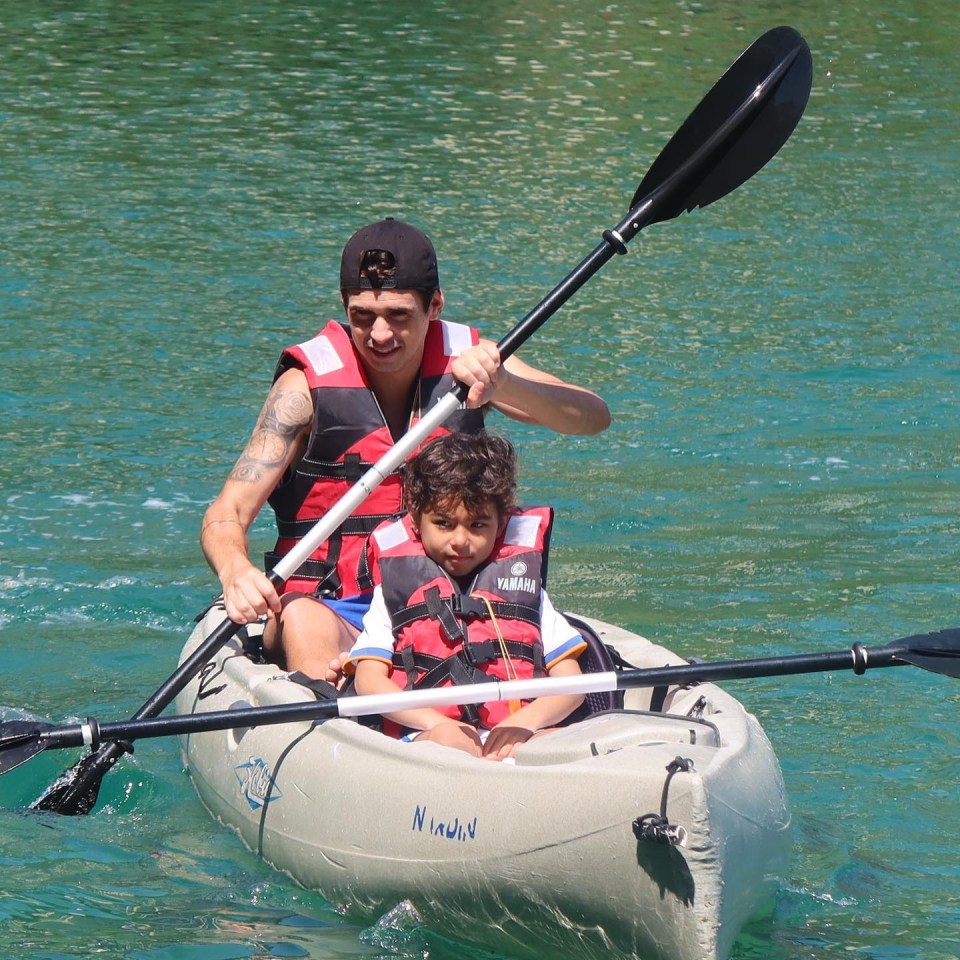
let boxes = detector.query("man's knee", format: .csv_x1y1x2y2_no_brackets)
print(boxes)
281,596,338,641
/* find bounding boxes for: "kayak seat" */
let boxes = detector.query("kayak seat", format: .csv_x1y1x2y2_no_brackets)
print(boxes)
560,614,626,724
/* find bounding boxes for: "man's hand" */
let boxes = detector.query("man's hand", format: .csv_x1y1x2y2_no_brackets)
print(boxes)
452,339,611,434
220,559,282,624
451,341,504,409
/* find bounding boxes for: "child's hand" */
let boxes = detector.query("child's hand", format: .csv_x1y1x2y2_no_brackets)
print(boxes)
415,721,484,757
482,724,536,761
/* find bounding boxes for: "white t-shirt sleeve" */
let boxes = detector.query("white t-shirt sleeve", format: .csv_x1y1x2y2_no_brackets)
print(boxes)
343,586,396,671
538,591,587,668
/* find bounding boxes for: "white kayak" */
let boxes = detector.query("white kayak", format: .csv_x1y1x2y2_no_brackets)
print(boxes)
175,604,791,960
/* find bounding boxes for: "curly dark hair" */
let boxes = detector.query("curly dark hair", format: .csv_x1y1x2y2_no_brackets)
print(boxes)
403,431,517,519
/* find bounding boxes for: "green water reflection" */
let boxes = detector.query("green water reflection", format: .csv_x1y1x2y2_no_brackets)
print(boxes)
2,2,958,958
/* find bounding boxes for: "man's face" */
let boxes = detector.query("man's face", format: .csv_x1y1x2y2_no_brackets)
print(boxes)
345,288,442,379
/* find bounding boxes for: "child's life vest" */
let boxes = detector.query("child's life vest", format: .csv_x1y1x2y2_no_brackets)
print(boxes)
368,506,559,729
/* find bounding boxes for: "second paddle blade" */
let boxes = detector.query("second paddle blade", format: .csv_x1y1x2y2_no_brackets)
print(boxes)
631,25,813,221
31,740,129,815
0,720,51,775
889,627,960,679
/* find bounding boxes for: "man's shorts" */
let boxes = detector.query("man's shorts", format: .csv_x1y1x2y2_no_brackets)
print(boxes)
314,592,372,632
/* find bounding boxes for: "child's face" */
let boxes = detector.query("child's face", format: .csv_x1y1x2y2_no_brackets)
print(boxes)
413,498,503,579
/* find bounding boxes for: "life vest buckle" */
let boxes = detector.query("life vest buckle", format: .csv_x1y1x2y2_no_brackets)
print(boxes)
452,595,488,619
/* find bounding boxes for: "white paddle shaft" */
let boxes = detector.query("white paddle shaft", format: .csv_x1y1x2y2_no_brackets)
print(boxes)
335,670,619,718
270,390,464,584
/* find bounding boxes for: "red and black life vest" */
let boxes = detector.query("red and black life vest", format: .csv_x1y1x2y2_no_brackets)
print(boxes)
368,506,553,729
265,319,485,597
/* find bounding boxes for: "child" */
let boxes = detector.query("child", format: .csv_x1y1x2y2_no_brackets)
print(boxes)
343,431,586,761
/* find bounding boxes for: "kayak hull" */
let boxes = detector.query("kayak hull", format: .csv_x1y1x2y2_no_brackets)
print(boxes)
176,606,790,960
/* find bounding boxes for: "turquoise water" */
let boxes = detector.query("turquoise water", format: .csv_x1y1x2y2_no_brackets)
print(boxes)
2,1,959,958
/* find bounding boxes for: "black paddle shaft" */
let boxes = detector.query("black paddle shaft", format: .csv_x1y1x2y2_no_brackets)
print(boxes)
497,25,812,361
0,645,907,754
9,631,958,764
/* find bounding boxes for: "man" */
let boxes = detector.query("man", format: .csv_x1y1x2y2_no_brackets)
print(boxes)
200,217,609,681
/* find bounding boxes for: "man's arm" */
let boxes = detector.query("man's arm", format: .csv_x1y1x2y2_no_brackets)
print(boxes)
200,367,313,623
451,340,610,435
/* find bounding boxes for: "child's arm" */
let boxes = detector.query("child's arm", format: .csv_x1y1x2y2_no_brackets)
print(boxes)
354,659,476,735
482,656,584,761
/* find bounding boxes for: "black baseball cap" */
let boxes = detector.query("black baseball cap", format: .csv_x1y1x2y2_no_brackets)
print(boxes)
339,217,439,292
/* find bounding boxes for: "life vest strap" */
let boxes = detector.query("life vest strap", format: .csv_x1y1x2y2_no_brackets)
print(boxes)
294,453,404,482
393,640,545,689
263,552,340,596
422,586,464,642
390,593,542,640
276,514,394,539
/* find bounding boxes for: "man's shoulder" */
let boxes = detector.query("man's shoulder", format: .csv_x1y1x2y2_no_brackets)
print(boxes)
278,322,357,380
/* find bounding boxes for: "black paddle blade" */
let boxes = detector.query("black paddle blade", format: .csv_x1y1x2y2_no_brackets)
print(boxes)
630,25,812,223
30,740,130,816
0,721,51,775
32,610,241,816
892,627,960,679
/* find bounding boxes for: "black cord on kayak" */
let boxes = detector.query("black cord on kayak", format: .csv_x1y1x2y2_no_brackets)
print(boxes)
633,756,694,846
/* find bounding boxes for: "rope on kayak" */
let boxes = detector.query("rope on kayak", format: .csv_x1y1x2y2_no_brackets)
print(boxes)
686,695,707,719
475,594,522,715
632,756,694,847
197,660,228,701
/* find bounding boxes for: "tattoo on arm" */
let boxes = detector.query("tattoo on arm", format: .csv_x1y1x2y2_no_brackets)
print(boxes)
229,387,312,483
